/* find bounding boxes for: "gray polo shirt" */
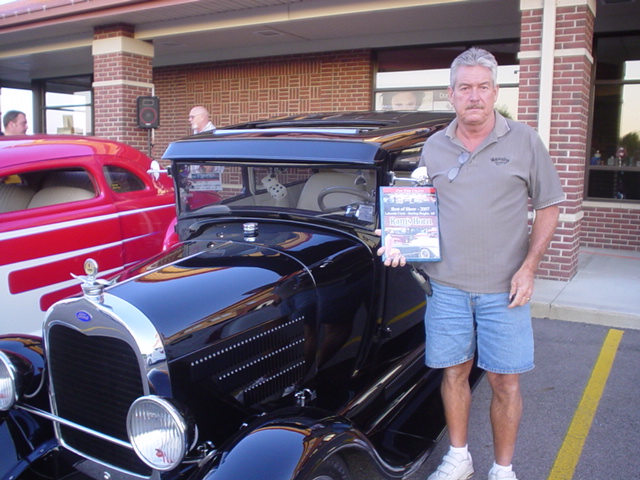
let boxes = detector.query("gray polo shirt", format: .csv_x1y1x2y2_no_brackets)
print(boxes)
418,111,564,293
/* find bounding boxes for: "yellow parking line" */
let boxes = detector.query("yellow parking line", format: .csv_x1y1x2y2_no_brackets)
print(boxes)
547,328,624,480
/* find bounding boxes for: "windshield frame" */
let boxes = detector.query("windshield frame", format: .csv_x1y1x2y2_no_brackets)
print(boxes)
173,160,381,230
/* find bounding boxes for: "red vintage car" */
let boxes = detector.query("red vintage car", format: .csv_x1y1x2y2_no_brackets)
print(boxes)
0,135,175,334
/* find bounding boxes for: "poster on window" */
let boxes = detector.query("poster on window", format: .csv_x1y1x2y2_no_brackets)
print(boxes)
376,89,452,112
379,186,441,262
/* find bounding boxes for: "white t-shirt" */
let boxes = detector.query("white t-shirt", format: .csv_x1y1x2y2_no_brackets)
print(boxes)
194,122,216,134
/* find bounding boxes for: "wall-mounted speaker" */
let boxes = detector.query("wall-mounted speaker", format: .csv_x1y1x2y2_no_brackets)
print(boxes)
136,96,160,129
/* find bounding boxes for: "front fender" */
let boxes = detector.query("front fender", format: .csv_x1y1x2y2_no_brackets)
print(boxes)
0,335,56,480
0,335,46,399
0,421,57,480
199,409,377,480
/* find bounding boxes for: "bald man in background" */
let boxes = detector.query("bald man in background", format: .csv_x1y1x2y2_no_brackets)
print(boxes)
189,106,215,134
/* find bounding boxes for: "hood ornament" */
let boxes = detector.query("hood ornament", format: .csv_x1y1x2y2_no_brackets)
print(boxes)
71,258,114,304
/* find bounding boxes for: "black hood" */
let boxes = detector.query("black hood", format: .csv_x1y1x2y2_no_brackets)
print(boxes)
109,219,369,360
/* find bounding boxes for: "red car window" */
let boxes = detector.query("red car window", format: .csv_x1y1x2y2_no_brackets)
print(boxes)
1,168,96,211
103,165,145,193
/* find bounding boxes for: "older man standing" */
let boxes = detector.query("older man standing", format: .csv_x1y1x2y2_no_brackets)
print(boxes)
3,110,29,135
188,106,215,134
380,48,564,480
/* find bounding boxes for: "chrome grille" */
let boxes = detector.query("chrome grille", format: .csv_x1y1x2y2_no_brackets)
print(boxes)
189,315,306,406
47,324,151,476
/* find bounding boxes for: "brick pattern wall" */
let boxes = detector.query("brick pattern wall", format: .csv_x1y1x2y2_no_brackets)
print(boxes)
93,24,153,154
519,4,640,257
518,8,542,126
582,205,640,250
95,23,135,40
560,5,640,254
151,50,373,160
548,5,595,279
519,4,596,280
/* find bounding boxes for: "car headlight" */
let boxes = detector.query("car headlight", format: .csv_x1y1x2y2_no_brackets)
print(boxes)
0,351,20,411
126,396,197,471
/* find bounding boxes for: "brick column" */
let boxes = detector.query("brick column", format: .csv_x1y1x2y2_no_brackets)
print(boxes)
519,0,595,280
92,24,154,154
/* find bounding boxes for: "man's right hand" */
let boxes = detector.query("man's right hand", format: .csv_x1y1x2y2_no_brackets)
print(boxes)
374,229,407,267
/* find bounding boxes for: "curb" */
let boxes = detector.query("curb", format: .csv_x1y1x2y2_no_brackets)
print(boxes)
531,301,640,331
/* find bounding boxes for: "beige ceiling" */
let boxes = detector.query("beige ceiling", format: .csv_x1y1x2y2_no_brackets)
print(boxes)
0,0,638,85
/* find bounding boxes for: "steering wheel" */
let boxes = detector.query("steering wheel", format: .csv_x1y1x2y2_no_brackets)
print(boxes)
317,186,374,213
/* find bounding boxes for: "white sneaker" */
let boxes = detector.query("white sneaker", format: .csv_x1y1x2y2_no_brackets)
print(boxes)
426,450,474,480
488,469,517,480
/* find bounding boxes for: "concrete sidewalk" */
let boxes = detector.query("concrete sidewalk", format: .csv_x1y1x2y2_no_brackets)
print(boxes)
532,247,640,330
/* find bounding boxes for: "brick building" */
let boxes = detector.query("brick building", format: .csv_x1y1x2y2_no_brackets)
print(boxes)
0,0,639,281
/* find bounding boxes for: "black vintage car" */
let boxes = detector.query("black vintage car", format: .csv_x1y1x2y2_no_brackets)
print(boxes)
0,111,481,480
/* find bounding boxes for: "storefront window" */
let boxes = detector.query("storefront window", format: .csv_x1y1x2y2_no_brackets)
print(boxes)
0,88,33,134
43,76,93,136
588,35,640,201
374,43,519,119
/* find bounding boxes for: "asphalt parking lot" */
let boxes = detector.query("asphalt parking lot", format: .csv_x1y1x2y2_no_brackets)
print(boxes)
407,317,640,480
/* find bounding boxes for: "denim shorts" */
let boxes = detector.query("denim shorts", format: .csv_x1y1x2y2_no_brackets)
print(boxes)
424,281,534,374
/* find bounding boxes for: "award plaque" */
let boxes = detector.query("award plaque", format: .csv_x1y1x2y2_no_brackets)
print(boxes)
379,185,441,262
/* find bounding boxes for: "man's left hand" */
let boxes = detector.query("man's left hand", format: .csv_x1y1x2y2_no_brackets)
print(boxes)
509,267,535,308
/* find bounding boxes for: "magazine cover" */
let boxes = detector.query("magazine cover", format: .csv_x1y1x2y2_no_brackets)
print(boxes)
379,185,441,262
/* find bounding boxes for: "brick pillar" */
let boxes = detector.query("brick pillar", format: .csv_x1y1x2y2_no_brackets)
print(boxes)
92,24,154,154
519,0,595,280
